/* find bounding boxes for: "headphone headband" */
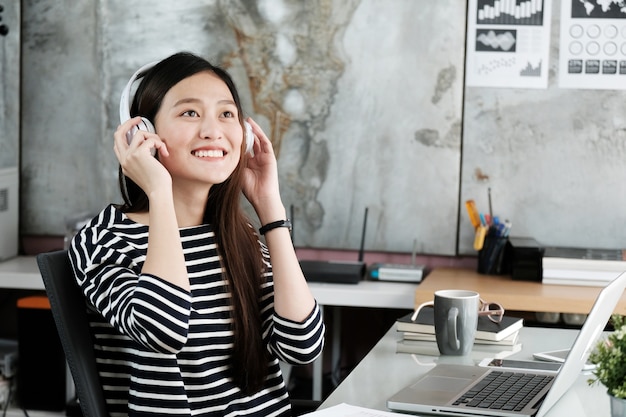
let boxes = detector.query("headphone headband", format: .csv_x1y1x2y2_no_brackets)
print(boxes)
119,61,159,125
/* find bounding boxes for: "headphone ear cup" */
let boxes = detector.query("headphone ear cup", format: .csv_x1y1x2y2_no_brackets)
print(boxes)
244,121,254,153
138,117,155,134
125,117,156,144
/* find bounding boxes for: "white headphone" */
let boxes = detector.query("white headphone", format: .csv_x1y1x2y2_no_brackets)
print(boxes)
119,61,255,153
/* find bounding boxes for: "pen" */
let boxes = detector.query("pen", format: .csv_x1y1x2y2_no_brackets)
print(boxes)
488,187,493,221
503,220,512,237
496,222,506,237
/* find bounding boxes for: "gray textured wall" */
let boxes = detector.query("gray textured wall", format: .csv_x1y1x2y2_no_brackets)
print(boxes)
21,0,101,234
15,0,626,256
0,0,19,170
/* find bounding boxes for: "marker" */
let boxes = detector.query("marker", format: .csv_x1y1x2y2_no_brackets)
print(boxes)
465,200,481,229
474,225,488,251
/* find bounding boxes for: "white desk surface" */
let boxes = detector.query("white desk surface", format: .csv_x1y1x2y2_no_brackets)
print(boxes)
0,256,44,290
0,256,418,310
308,280,418,309
0,256,420,306
319,326,610,416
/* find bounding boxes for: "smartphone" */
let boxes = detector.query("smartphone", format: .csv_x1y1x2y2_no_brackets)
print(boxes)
478,358,562,373
533,348,596,371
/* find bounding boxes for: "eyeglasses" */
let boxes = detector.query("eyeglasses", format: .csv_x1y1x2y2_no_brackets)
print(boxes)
479,299,505,323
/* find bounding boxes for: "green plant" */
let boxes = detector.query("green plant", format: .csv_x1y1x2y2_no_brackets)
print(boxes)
588,314,626,399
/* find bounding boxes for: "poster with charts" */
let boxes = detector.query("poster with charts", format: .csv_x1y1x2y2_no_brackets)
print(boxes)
465,0,552,88
558,0,626,90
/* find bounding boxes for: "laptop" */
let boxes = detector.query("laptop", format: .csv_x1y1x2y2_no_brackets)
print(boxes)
387,271,626,417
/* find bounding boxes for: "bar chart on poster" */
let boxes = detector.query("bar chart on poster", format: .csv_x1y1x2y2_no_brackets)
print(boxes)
465,0,552,88
476,0,546,25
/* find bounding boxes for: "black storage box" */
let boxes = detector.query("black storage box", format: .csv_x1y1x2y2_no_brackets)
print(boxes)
507,237,544,281
17,295,67,411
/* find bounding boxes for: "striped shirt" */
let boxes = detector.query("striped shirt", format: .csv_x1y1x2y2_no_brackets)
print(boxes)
69,205,324,416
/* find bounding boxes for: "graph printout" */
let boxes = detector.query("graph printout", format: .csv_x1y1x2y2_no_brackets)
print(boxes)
466,0,552,88
558,0,626,90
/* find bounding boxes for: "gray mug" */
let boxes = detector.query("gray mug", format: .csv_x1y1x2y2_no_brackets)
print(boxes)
415,289,480,355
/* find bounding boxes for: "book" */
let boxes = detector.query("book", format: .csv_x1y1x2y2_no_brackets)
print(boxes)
542,269,621,281
395,338,522,359
401,329,520,346
542,269,621,286
544,247,626,260
395,309,523,342
542,247,626,272
542,259,626,272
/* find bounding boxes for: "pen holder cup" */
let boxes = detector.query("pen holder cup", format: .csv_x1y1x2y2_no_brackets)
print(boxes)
477,236,509,275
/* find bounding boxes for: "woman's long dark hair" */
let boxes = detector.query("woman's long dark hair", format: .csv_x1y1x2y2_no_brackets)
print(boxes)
117,52,269,394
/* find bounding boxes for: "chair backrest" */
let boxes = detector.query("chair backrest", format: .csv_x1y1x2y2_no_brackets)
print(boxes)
36,249,109,417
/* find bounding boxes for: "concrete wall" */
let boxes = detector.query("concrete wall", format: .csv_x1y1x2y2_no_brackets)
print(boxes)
0,0,20,169
16,0,626,256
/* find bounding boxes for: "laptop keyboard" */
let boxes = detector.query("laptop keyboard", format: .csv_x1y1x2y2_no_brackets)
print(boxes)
452,370,554,411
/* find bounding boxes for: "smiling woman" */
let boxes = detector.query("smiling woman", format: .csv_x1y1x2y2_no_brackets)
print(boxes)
67,52,325,417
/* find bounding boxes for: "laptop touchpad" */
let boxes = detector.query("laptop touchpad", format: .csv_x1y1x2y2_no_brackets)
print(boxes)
411,376,472,392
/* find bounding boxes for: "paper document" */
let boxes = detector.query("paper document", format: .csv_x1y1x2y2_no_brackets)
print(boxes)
301,403,408,416
558,0,626,90
465,0,553,88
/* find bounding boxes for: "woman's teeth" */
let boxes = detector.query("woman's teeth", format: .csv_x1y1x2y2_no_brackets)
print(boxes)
193,150,224,158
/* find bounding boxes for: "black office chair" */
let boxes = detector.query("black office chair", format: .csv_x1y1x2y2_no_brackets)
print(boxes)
36,249,109,417
37,249,320,416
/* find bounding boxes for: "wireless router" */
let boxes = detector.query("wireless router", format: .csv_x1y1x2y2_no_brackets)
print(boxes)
300,260,366,284
367,262,425,283
298,208,368,284
367,239,426,283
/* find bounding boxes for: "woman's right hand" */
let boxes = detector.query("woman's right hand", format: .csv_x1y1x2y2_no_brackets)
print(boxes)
113,117,171,192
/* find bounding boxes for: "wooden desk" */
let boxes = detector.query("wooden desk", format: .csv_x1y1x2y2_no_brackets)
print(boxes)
415,268,626,315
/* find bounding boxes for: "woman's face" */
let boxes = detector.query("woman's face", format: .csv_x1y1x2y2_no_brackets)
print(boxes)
154,71,244,188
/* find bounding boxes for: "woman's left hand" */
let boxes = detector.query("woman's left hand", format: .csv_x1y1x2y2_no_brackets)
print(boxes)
242,118,283,218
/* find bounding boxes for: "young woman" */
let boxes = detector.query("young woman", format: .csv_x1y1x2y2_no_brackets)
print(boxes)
69,52,324,416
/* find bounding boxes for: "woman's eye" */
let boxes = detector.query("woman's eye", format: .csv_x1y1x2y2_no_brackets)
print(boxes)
222,111,235,118
182,110,198,117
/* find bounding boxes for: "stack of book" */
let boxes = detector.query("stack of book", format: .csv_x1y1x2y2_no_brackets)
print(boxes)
542,247,626,287
395,309,524,359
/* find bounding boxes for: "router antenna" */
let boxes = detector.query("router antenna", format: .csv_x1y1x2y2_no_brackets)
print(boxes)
358,207,368,263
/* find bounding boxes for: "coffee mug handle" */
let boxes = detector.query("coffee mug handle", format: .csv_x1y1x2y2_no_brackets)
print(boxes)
447,307,460,351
